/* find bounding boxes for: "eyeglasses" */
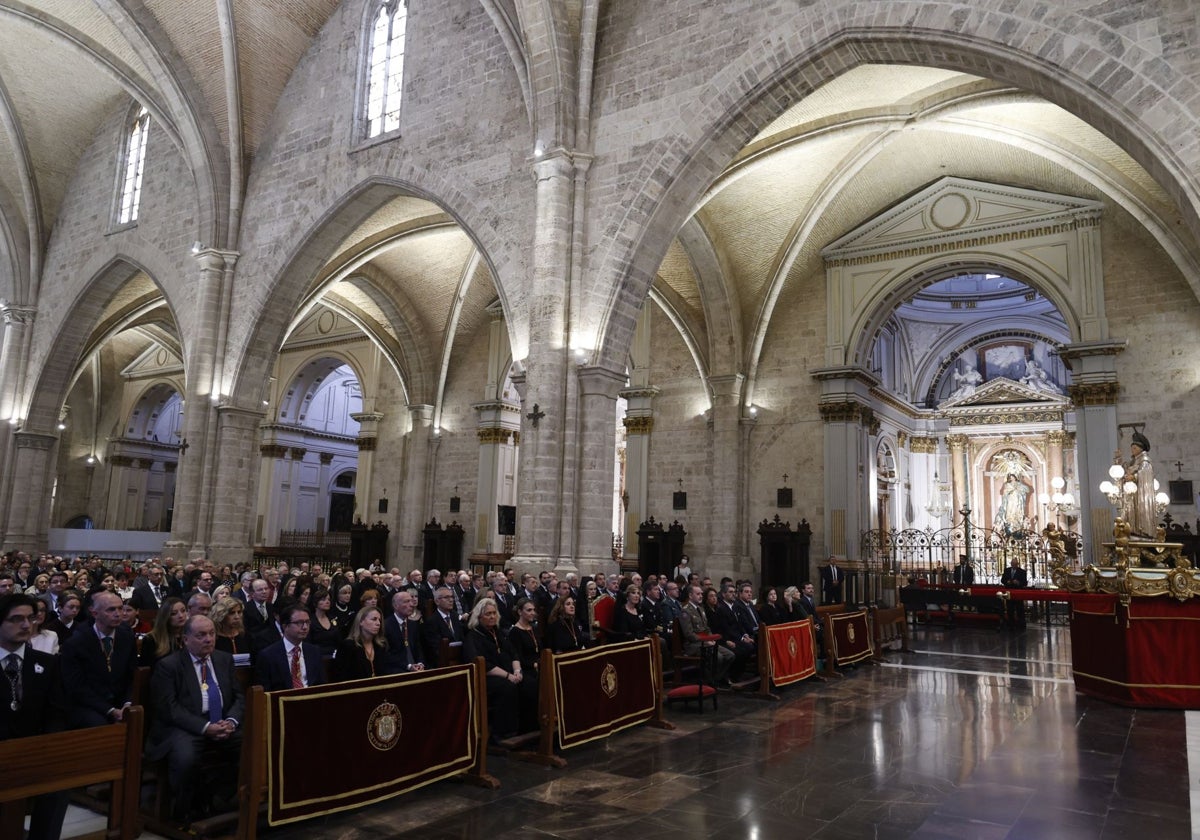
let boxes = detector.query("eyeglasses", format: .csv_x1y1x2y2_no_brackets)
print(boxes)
287,620,311,627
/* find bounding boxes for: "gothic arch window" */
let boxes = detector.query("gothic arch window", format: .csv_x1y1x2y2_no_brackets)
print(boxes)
115,104,150,225
362,0,408,139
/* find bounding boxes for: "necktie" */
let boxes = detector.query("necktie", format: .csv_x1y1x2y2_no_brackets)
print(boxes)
748,607,758,630
101,636,114,671
201,658,223,723
290,646,303,689
153,585,161,603
259,603,267,620
3,653,20,710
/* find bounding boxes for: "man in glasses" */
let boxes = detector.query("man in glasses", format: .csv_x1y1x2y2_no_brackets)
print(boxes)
253,604,326,691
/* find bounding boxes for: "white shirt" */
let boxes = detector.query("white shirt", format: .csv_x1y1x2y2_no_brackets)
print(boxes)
283,640,307,685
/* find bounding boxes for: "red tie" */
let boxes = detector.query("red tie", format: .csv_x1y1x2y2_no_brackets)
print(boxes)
290,646,303,689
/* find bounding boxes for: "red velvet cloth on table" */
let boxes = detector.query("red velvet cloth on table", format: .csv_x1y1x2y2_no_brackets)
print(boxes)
764,619,817,687
1071,596,1200,709
266,664,478,826
552,638,656,749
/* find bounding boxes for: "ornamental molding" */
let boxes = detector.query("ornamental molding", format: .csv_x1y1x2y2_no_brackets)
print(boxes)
909,436,939,454
1,304,36,325
1068,382,1120,406
818,401,875,426
260,444,288,459
623,416,654,435
355,437,377,452
477,427,513,445
947,406,1065,427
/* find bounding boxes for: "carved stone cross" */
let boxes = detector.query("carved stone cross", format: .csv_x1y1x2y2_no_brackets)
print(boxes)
526,403,545,428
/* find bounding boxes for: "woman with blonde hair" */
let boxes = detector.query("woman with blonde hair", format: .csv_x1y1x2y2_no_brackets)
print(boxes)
209,597,249,655
139,597,187,666
334,606,388,681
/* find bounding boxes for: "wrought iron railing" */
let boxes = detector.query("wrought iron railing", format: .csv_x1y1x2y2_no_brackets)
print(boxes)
860,511,1083,587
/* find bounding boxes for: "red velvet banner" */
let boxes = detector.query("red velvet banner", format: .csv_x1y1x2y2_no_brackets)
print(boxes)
829,610,872,666
266,665,478,825
1071,598,1200,709
552,638,656,749
764,619,816,687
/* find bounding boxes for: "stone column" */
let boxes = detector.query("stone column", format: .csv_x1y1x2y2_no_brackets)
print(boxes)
812,367,879,569
283,448,307,532
474,421,516,556
103,454,134,529
167,249,236,559
351,411,385,520
1061,340,1125,560
2,431,57,553
571,365,625,579
317,452,333,533
206,404,267,567
946,433,969,520
399,405,434,563
130,459,151,530
620,387,658,561
254,443,288,544
706,374,749,579
0,304,35,540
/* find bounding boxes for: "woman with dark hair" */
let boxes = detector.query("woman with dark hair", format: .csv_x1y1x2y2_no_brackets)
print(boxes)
702,587,721,629
29,598,60,655
545,596,587,653
139,597,188,667
757,586,785,625
120,597,152,635
334,606,388,681
508,598,542,676
209,598,249,656
306,587,341,653
463,598,522,740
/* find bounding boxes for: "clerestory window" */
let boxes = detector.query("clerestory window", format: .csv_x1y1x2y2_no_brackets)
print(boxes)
116,105,150,225
363,0,408,139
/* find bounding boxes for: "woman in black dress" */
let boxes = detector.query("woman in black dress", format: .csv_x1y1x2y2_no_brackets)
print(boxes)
544,596,587,653
333,606,388,682
209,597,250,657
331,584,355,633
139,597,188,667
306,587,342,653
463,598,522,740
758,586,785,625
505,599,541,732
610,585,650,642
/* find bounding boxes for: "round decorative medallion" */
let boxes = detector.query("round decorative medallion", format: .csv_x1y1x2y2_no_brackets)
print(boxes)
847,623,856,643
367,701,402,751
930,193,971,230
786,636,798,659
317,310,336,334
600,663,618,699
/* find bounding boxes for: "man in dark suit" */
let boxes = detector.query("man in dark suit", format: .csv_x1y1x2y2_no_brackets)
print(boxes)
821,556,844,604
130,565,168,611
734,583,761,641
231,570,257,604
38,570,69,615
451,572,474,619
384,590,426,672
952,555,975,585
60,590,137,728
1000,558,1029,629
254,603,326,691
422,586,464,664
148,615,245,821
242,578,275,644
491,578,515,629
712,584,753,680
0,593,69,840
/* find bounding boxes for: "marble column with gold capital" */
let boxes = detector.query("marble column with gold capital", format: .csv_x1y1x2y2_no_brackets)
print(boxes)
946,433,970,521
620,386,658,564
351,411,385,523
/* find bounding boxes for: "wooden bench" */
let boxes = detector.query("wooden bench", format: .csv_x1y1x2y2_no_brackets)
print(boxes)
0,707,145,840
871,605,910,659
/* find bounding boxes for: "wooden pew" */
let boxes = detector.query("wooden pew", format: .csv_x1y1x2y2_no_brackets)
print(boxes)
0,707,145,840
814,602,845,677
871,605,910,660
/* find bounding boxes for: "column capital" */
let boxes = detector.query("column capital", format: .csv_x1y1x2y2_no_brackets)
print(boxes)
1068,382,1120,406
945,433,970,449
623,416,654,435
13,430,56,450
0,303,35,325
577,365,626,398
350,411,386,424
406,404,434,425
192,247,240,273
909,435,939,454
619,386,660,401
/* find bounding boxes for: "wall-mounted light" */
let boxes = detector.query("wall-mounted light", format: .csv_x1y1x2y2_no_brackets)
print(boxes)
85,455,96,466
56,422,66,431
190,241,203,254
748,405,759,417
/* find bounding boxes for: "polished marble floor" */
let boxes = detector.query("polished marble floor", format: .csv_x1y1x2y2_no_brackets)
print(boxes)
60,623,1194,839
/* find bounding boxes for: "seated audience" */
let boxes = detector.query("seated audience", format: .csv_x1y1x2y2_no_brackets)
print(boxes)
140,597,188,667
306,587,342,654
331,584,355,632
209,597,250,657
60,590,137,727
463,598,524,740
758,586,784,625
28,597,61,655
254,604,327,691
0,593,69,839
422,585,465,664
333,606,388,681
544,595,588,653
147,615,243,822
610,585,650,642
383,590,425,673
678,584,734,685
121,598,152,635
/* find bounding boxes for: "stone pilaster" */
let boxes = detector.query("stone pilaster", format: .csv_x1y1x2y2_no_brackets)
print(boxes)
812,366,878,566
571,365,626,579
399,405,434,562
351,411,385,522
1,431,57,553
168,249,237,560
474,401,520,555
1060,340,1125,560
620,386,659,561
204,405,267,566
708,373,748,579
0,304,36,541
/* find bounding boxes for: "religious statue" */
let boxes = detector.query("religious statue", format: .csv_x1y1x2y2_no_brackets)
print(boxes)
949,360,982,400
1124,430,1158,538
994,473,1031,533
1020,358,1058,394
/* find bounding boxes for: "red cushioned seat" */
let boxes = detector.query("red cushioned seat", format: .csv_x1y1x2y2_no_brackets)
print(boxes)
666,684,716,700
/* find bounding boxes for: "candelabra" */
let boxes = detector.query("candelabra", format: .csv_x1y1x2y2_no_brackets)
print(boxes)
1038,477,1077,528
1098,462,1171,525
